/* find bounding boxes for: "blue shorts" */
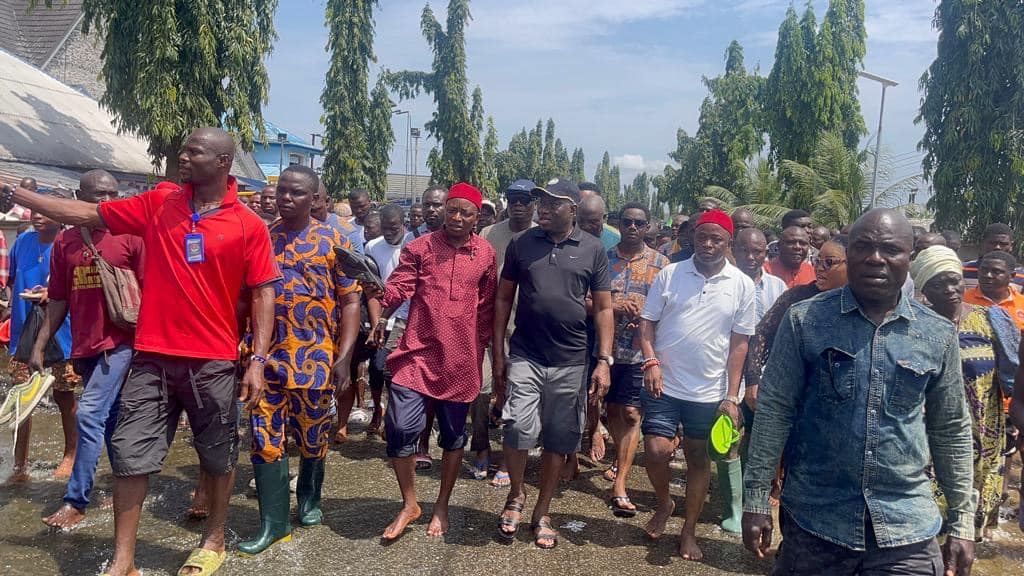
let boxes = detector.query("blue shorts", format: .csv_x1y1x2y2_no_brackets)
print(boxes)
605,362,644,408
384,383,470,458
640,390,719,440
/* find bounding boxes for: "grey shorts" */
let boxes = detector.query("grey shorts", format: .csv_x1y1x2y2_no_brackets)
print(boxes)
110,352,239,477
501,355,587,455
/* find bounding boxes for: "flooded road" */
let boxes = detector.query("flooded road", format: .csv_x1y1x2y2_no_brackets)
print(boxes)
1,391,1022,575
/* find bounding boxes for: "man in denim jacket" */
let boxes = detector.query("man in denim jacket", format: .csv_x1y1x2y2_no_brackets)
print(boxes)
742,209,975,575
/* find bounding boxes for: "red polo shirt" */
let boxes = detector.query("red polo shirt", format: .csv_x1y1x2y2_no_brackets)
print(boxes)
99,178,280,360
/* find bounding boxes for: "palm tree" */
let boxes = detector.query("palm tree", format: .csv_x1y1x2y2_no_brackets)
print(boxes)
703,132,920,230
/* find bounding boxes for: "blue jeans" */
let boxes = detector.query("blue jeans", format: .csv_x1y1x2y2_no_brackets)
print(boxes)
63,345,132,510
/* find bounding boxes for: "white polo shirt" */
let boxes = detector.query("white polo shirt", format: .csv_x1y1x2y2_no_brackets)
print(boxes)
641,257,756,402
366,235,411,321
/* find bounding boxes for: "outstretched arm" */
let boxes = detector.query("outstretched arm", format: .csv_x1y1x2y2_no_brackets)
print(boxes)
2,185,104,228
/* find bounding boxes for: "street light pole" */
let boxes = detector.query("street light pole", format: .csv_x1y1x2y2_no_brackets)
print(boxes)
392,109,411,201
859,70,899,209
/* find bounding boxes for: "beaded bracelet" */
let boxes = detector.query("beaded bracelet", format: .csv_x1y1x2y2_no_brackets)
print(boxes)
252,354,268,364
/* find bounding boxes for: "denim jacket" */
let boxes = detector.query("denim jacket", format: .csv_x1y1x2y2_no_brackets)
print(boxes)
744,286,975,549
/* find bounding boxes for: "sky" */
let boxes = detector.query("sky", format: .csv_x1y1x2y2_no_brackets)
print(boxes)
264,0,938,193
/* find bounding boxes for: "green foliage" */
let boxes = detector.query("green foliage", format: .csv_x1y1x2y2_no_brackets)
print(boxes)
76,0,277,179
764,4,819,165
366,72,395,200
623,172,651,206
653,129,711,212
570,148,586,183
321,0,378,196
493,118,577,188
389,0,481,185
814,0,867,150
480,116,500,197
918,0,1024,242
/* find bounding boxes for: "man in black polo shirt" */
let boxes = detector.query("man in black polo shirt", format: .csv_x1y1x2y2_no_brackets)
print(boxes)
493,178,614,550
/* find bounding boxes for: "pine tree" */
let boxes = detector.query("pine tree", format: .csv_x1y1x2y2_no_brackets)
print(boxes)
570,148,586,183
321,0,378,194
366,72,395,200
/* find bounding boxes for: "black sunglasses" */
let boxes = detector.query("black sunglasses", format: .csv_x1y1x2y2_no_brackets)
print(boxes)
506,194,532,206
620,217,648,229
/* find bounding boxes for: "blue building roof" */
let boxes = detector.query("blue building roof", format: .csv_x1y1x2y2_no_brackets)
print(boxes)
259,120,323,155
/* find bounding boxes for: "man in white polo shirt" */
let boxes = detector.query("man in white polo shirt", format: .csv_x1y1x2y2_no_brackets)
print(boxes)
637,209,755,562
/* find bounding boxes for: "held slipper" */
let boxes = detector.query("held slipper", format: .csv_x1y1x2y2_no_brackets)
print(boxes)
177,548,227,576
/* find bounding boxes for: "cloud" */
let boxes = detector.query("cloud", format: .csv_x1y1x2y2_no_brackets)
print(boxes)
468,0,705,50
613,154,669,173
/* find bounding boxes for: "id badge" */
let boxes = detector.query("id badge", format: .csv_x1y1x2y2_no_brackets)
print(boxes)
184,233,205,264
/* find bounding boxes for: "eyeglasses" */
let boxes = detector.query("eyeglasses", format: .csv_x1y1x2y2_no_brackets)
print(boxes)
620,218,648,229
506,194,532,206
812,256,846,271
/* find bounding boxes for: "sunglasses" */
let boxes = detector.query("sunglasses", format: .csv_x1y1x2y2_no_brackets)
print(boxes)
620,217,648,229
506,194,532,206
812,256,846,271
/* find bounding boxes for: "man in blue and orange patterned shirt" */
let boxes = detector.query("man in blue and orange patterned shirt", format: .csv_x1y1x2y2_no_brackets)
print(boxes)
239,165,361,556
601,201,669,518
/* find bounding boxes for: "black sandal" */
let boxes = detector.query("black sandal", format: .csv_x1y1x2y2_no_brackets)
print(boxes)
609,495,637,518
498,499,524,540
533,518,558,549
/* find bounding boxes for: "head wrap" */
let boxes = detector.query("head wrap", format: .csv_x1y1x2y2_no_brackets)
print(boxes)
447,182,483,210
695,208,734,236
910,245,962,289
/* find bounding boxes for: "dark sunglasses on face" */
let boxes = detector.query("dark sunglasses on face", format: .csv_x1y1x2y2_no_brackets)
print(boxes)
812,256,846,271
620,217,648,229
506,194,532,206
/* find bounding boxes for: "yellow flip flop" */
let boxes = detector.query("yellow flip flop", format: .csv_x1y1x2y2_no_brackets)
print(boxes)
177,548,227,576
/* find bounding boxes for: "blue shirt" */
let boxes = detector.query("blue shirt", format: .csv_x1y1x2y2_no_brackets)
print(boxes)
9,230,71,359
323,213,363,254
744,286,975,549
600,224,620,251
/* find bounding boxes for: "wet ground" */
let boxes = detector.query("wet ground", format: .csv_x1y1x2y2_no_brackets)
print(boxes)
1,399,1023,575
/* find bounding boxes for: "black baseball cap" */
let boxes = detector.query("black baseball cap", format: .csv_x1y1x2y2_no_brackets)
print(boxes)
531,177,580,205
506,179,535,196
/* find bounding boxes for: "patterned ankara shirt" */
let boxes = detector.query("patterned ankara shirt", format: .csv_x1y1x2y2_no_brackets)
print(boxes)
382,231,498,403
267,220,358,389
606,245,670,364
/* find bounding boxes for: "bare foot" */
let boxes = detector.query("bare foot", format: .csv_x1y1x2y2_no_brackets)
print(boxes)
426,508,449,537
103,562,141,576
333,427,349,445
6,466,30,484
644,499,676,539
42,503,86,530
53,455,75,479
590,433,606,463
186,488,209,520
678,530,703,561
382,504,422,541
561,453,579,482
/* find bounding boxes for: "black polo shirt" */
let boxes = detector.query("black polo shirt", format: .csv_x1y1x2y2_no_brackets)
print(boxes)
502,226,611,366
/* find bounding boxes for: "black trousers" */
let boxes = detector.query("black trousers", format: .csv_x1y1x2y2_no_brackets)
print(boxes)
773,509,943,576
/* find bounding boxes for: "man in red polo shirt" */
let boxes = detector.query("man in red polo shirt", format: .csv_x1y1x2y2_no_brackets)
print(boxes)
1,127,280,576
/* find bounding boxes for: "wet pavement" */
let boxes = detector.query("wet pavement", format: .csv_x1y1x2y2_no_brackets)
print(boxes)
1,400,1023,575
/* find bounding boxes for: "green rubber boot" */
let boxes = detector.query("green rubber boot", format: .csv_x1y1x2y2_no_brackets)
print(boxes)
296,457,325,527
718,457,743,534
238,458,292,556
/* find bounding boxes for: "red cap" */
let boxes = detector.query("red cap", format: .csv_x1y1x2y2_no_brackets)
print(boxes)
695,208,734,236
447,182,483,210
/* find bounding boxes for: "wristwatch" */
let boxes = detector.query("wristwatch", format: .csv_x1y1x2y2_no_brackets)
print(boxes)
598,354,615,367
724,395,741,405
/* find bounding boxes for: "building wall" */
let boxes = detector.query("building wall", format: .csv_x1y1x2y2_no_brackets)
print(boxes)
41,27,105,100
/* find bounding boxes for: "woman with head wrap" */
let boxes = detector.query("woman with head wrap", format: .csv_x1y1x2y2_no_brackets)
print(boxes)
913,245,1007,539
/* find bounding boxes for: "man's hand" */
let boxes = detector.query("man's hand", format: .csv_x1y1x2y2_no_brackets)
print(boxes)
744,384,759,411
28,345,45,374
643,364,664,398
614,299,642,319
239,360,266,410
371,320,387,348
0,184,15,213
742,512,773,559
362,282,384,301
332,357,352,393
589,361,610,404
492,354,508,412
942,536,974,576
719,399,741,429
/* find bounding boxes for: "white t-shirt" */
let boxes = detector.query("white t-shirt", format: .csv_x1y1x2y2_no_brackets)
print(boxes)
366,235,411,320
641,258,756,402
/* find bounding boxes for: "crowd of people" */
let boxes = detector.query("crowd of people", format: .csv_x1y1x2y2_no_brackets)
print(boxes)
0,125,1021,575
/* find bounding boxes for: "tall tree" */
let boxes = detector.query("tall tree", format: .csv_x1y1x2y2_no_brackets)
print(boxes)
918,0,1024,240
321,0,378,194
390,0,481,184
814,0,867,150
75,0,277,181
654,128,711,211
541,118,557,179
624,172,651,205
553,138,571,178
366,72,395,200
570,148,586,183
527,120,544,182
480,116,500,195
594,151,613,195
607,165,622,211
694,40,765,194
764,4,819,166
